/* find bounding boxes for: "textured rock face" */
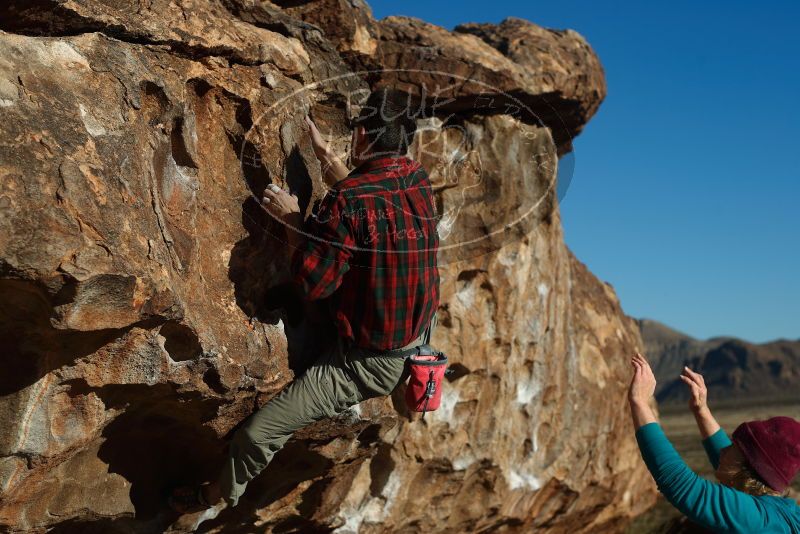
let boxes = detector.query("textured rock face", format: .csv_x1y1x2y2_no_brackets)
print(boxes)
266,5,605,155
0,1,653,533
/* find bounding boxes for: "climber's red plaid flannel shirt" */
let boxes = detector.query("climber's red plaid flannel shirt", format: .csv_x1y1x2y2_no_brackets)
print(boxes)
290,155,440,350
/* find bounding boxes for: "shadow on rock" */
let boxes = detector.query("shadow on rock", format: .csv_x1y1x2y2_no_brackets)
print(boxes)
228,139,337,375
227,143,313,326
63,379,227,523
0,278,158,396
196,441,335,534
44,516,146,534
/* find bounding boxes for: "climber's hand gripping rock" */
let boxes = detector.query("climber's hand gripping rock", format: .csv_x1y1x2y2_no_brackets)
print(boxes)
261,184,301,226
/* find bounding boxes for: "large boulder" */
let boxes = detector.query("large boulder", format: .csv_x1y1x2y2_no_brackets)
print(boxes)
0,1,653,532
279,2,605,154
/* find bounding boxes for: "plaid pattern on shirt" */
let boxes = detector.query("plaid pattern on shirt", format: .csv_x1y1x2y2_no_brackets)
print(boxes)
290,155,440,350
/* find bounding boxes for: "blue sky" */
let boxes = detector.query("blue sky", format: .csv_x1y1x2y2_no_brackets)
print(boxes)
369,0,799,343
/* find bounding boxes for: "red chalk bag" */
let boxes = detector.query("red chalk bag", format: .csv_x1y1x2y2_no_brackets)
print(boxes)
404,345,448,416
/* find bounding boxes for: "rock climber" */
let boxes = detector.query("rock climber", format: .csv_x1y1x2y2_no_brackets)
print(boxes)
169,88,440,513
628,352,800,533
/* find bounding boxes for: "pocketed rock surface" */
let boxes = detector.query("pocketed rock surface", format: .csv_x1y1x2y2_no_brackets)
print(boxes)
0,1,653,532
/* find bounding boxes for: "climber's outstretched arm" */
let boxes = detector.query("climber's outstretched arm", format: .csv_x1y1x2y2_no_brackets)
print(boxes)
305,116,349,186
261,172,353,302
287,188,354,301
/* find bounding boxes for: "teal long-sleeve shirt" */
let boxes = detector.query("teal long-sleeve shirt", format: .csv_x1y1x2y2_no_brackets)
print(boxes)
636,422,800,533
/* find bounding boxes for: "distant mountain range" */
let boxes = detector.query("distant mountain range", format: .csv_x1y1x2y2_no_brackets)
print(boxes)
638,319,800,406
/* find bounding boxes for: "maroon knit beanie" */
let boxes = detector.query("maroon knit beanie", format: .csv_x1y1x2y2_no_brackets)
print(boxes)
732,416,800,493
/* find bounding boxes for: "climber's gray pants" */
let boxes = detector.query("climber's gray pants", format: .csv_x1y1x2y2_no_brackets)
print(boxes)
219,314,436,507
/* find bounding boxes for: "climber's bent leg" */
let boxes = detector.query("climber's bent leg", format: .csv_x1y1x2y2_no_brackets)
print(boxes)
217,314,433,507
217,338,391,507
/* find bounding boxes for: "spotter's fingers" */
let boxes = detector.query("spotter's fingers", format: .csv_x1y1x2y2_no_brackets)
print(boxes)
684,366,705,383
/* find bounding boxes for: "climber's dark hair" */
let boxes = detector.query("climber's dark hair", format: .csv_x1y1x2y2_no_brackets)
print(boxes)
352,88,418,156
